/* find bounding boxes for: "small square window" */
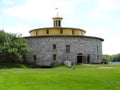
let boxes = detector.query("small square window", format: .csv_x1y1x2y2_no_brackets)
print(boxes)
33,55,37,60
53,44,56,49
53,54,56,60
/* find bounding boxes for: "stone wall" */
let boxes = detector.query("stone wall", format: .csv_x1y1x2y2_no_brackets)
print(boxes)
24,36,103,66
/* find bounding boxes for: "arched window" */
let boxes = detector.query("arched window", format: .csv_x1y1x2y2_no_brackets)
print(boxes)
77,53,83,56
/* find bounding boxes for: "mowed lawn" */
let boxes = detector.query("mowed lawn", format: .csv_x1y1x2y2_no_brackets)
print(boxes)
0,64,120,90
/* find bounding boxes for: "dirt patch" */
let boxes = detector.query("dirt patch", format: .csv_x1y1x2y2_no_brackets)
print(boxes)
83,64,96,66
99,67,115,69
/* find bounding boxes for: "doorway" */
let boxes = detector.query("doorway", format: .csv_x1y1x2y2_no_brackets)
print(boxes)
87,55,90,63
77,53,83,64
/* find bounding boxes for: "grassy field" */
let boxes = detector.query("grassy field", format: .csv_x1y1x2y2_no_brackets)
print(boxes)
0,64,120,90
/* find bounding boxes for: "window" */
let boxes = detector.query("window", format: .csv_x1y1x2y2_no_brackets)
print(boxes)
53,44,56,49
72,29,74,35
97,46,99,60
33,55,36,60
54,21,57,27
54,21,56,27
97,46,99,52
36,31,38,36
97,55,99,60
46,29,49,34
60,29,63,34
87,54,90,63
66,45,70,53
58,20,61,26
53,54,56,60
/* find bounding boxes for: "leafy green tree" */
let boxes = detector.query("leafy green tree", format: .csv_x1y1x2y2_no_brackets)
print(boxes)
0,30,29,63
112,54,120,62
102,55,111,62
102,54,120,62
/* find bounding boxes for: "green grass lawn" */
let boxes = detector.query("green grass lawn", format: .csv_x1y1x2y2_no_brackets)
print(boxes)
0,64,120,90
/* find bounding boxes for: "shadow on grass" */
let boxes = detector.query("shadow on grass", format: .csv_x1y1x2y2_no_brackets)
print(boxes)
0,63,29,69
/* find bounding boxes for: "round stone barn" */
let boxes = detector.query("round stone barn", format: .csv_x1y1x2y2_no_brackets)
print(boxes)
24,16,104,66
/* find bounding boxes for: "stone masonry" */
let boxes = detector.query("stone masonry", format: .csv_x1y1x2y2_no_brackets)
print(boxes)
24,36,103,66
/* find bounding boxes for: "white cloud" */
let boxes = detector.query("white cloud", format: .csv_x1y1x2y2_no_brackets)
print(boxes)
97,0,120,11
3,0,74,21
92,0,120,18
4,24,31,36
92,10,105,18
2,0,14,5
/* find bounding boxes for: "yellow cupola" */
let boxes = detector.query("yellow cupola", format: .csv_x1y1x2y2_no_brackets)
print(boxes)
52,17,63,27
29,16,86,36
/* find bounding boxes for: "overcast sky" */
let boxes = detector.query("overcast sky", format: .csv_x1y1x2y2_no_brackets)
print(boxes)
0,0,120,55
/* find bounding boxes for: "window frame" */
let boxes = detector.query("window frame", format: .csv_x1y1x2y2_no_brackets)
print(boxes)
66,45,70,53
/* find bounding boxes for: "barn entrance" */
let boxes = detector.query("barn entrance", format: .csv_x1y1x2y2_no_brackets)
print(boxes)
77,53,83,64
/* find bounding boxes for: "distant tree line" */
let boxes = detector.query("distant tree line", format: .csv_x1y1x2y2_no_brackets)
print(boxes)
0,30,29,63
102,54,120,62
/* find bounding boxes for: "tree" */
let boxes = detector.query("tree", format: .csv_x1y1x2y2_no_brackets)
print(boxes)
0,30,29,63
112,54,120,62
102,54,111,62
102,54,120,62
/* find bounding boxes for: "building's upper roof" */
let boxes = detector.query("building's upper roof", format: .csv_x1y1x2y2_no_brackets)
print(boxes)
28,16,103,41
